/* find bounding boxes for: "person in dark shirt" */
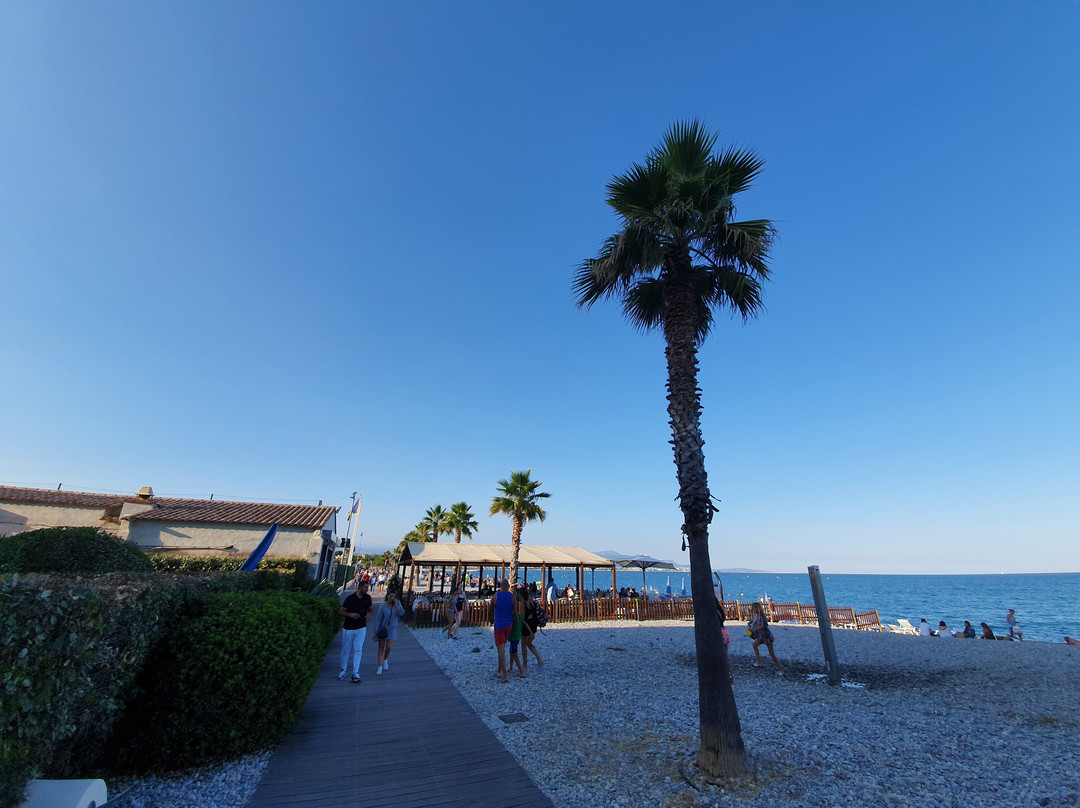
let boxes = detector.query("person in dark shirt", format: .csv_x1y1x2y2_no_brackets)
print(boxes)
338,580,372,683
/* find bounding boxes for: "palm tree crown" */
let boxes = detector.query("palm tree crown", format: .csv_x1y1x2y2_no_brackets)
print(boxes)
490,469,550,585
446,502,479,544
419,504,452,543
573,119,773,341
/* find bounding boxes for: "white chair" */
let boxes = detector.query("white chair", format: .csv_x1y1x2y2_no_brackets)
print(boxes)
22,780,107,808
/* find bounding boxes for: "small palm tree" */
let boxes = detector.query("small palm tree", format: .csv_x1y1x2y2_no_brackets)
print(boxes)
446,502,479,544
573,120,775,779
419,505,452,543
489,469,550,585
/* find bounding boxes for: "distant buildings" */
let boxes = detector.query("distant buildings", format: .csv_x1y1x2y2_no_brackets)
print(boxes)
0,485,339,579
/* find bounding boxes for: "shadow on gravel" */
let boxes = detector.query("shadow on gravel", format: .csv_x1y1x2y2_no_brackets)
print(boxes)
672,652,979,690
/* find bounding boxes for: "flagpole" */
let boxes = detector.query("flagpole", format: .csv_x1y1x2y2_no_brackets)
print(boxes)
345,492,361,567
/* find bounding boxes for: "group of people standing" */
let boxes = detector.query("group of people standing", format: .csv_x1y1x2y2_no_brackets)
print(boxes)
492,579,544,683
919,609,1023,641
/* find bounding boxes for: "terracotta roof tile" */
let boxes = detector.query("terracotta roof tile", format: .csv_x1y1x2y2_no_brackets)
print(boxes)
0,486,128,509
0,486,335,530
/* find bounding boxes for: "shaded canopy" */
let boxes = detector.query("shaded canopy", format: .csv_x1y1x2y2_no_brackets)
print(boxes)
400,542,613,569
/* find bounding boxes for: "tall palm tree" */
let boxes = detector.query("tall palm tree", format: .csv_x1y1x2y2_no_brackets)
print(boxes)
447,502,479,544
573,120,775,779
489,469,550,585
419,505,452,543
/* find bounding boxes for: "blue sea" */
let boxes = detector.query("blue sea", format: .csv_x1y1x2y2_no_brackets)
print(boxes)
535,569,1080,644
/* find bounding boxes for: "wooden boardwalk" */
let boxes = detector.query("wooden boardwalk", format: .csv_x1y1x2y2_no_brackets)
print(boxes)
247,600,552,808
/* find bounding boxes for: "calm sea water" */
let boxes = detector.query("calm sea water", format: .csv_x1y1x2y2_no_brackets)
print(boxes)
535,569,1080,644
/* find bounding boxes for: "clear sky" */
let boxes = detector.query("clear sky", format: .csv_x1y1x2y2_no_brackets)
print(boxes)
2,3,1077,574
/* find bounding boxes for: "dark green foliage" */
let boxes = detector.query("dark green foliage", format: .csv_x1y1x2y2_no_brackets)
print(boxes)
148,555,308,587
106,590,338,772
0,527,153,574
386,572,403,595
0,574,189,808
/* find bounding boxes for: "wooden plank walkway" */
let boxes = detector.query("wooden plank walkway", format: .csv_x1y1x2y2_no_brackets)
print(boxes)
247,599,552,808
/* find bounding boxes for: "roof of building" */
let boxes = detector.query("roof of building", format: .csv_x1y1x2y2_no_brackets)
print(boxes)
401,542,614,568
0,485,336,529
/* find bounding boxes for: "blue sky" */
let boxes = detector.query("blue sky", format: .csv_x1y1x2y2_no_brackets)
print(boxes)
2,3,1077,574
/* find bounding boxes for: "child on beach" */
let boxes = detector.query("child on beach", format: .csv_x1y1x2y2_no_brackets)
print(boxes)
748,602,783,677
508,604,526,678
1007,609,1023,641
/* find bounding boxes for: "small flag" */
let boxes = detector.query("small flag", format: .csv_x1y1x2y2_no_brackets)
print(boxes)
347,497,361,520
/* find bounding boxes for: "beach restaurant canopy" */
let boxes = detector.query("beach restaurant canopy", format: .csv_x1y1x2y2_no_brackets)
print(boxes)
397,542,615,601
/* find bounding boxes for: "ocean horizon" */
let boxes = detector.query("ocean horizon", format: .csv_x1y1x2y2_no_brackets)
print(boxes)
532,569,1079,644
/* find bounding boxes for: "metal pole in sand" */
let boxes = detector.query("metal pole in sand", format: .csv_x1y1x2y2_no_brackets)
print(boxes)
808,565,841,685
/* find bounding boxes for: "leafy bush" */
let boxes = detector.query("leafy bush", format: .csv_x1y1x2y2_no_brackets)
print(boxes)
0,574,190,808
105,590,338,772
148,555,308,587
0,527,153,574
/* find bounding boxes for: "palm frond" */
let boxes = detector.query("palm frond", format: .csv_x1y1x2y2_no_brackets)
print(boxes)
657,119,718,179
713,146,766,194
607,160,670,222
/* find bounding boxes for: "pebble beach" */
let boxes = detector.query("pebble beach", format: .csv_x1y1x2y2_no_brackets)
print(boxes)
414,620,1080,808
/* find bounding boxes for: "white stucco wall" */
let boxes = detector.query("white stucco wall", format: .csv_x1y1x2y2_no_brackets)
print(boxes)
0,503,121,538
127,518,334,572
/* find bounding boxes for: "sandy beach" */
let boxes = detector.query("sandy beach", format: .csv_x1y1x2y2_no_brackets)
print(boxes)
413,620,1080,808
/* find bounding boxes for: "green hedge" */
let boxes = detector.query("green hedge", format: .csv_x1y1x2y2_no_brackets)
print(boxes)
0,527,153,574
0,570,331,808
106,590,339,771
0,573,189,808
148,555,308,587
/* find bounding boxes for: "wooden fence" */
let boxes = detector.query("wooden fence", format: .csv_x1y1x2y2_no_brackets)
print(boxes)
407,596,881,631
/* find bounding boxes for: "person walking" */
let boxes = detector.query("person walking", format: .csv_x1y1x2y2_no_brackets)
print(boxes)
491,579,514,683
373,589,405,675
521,587,544,670
339,579,373,683
748,602,783,677
442,585,461,642
452,586,468,640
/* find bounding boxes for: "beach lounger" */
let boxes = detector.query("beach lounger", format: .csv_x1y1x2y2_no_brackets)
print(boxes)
896,619,917,635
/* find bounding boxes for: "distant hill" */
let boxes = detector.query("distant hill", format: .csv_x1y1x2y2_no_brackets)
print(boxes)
714,568,770,574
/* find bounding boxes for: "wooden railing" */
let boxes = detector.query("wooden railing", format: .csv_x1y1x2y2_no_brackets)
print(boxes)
407,596,883,631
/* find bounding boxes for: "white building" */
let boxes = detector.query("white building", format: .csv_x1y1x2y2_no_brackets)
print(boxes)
0,485,339,579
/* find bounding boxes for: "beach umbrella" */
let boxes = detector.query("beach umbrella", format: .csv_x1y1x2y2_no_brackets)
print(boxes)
681,577,686,596
239,523,279,572
665,576,672,597
615,555,677,595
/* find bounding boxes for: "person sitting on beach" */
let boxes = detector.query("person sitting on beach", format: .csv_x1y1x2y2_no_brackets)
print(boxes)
748,602,783,677
1065,637,1080,647
1006,609,1023,641
920,619,933,637
936,620,950,637
952,620,976,639
980,622,996,640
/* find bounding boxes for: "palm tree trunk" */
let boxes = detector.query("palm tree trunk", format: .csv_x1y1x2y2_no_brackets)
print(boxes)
662,254,749,779
508,515,523,585
455,529,462,544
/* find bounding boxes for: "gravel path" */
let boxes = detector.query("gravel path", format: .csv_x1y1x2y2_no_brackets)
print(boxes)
413,620,1080,808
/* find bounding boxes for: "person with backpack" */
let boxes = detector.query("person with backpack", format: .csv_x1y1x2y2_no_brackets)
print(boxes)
521,586,544,670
